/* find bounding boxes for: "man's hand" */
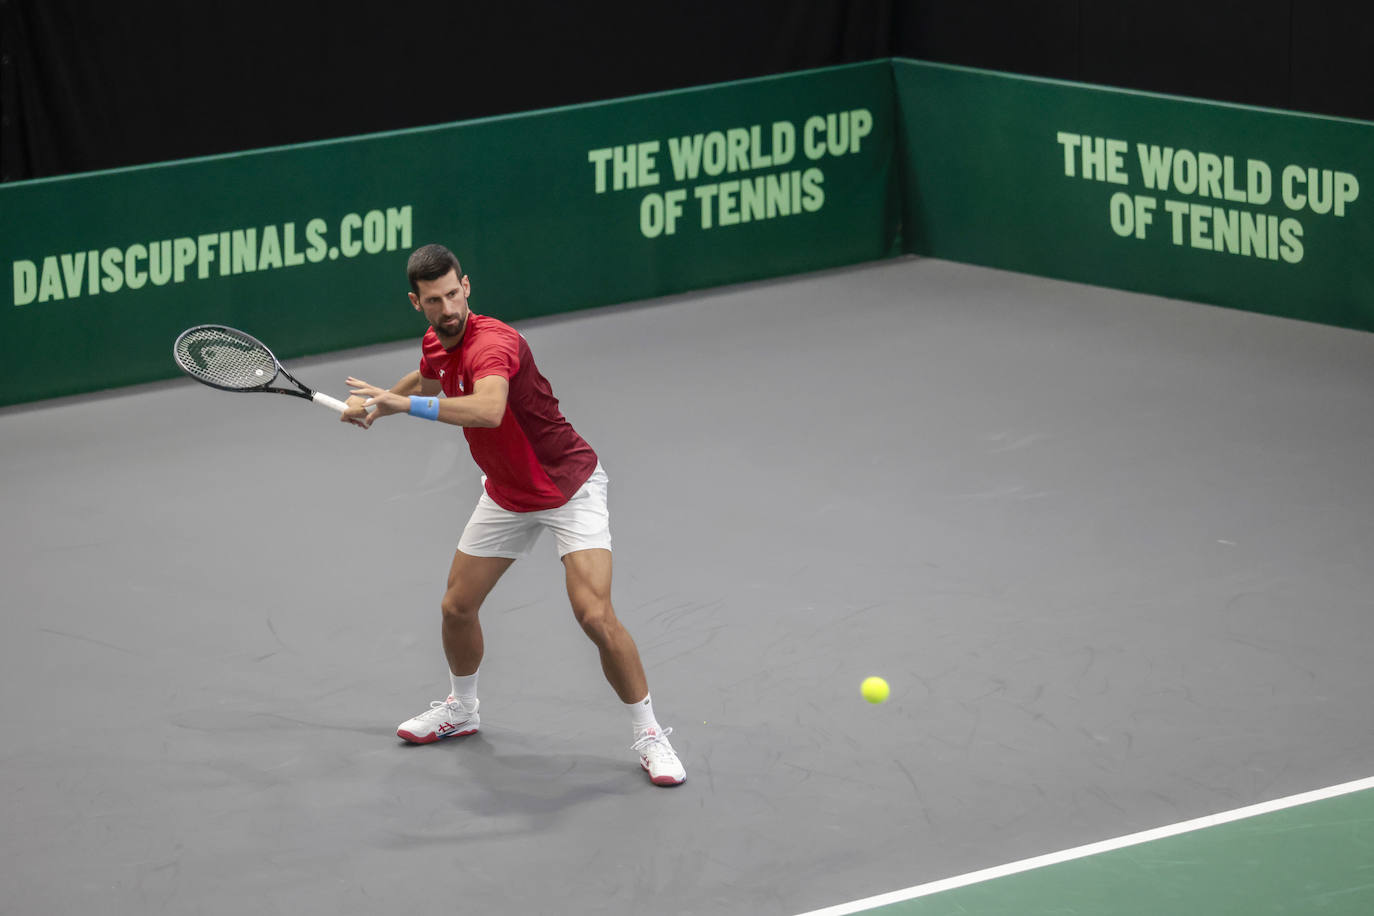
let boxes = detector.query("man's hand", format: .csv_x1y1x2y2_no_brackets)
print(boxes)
345,377,409,428
340,393,371,428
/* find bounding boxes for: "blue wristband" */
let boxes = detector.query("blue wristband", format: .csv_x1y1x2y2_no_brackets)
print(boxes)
407,395,441,420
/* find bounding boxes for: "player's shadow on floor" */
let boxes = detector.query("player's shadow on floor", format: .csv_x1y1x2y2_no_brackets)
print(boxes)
408,731,649,793
384,733,655,846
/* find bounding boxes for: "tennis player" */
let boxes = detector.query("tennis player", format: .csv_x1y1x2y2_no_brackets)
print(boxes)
341,243,685,787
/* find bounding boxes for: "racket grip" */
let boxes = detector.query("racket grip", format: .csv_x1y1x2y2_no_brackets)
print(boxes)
312,392,349,413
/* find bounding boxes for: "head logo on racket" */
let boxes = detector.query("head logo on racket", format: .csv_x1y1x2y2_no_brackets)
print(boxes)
184,335,258,374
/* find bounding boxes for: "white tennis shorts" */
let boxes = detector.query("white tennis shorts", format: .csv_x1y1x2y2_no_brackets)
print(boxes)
457,463,612,559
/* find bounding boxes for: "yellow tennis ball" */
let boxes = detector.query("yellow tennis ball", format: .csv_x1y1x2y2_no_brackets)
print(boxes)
861,676,890,704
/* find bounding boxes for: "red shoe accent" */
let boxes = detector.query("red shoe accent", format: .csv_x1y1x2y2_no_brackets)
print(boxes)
641,762,686,786
398,726,476,744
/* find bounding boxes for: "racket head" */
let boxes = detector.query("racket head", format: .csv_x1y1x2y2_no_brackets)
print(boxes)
172,325,281,392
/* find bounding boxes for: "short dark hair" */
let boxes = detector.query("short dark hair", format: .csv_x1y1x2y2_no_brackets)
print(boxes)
407,244,463,293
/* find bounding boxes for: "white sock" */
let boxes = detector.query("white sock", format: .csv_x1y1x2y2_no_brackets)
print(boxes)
450,670,478,708
625,693,659,734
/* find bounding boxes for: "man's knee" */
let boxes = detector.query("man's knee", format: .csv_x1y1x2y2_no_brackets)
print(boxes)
573,599,618,644
441,589,482,623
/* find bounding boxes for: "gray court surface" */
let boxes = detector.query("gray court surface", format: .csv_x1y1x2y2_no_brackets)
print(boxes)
3,257,1373,916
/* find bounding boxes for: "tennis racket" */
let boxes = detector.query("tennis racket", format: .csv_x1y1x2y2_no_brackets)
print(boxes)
172,324,348,413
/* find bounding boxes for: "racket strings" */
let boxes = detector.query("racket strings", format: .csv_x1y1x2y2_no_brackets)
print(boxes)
174,327,277,389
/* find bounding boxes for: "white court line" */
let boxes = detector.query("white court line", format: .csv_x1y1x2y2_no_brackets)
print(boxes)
795,775,1374,916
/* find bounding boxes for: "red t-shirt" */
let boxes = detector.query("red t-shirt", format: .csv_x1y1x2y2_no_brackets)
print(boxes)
418,314,598,512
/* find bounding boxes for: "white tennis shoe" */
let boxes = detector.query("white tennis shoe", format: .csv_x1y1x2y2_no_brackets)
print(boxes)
397,696,480,744
632,726,685,786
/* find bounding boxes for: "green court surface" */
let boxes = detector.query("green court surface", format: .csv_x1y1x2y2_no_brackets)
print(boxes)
818,783,1374,915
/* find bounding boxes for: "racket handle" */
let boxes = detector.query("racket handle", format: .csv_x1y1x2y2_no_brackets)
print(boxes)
312,392,348,413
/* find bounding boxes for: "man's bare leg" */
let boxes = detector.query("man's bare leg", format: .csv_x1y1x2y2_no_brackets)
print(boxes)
561,548,647,702
440,550,515,676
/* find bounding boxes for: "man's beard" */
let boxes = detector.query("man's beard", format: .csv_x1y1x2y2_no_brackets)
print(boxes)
437,313,467,338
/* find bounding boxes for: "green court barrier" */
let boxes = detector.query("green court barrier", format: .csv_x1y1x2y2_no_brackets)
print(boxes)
0,62,900,407
893,59,1373,331
3,59,1371,407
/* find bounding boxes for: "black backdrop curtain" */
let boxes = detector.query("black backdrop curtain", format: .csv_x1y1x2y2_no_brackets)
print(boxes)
2,1,1370,183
